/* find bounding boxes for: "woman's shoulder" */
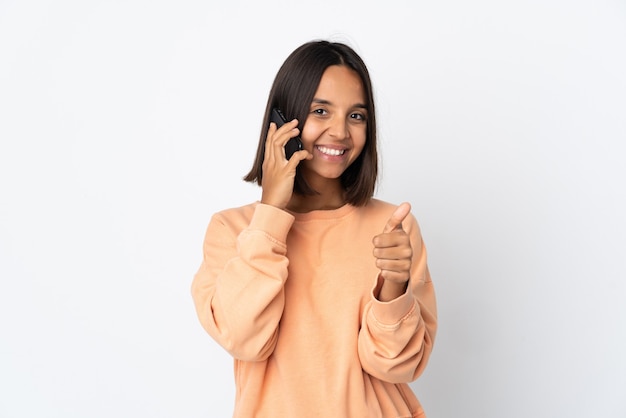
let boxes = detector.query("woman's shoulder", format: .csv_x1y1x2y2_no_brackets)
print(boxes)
210,201,259,225
215,201,258,215
363,198,422,230
353,198,398,224
365,198,396,210
366,198,418,216
362,198,401,216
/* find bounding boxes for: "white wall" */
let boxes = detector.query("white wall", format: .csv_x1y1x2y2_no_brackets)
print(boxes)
1,1,625,417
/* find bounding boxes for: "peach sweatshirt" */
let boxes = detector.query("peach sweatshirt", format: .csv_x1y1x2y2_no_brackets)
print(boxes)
191,199,437,418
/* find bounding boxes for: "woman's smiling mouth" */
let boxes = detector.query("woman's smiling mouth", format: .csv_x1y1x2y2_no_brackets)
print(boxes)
316,146,346,156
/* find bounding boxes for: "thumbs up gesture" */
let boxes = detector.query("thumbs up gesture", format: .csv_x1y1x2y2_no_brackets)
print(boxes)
372,202,413,286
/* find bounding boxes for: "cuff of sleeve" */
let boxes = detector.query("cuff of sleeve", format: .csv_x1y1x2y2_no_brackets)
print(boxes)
249,203,295,243
370,276,416,326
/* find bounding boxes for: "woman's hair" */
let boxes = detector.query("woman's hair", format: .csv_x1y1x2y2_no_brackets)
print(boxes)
243,40,378,207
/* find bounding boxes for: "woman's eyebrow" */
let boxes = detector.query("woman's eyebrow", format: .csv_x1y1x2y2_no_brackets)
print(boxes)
311,98,368,109
312,98,331,105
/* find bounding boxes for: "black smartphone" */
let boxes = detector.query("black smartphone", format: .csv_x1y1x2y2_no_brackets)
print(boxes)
270,108,303,160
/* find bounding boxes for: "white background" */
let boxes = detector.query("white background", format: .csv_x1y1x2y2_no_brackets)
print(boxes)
1,1,625,417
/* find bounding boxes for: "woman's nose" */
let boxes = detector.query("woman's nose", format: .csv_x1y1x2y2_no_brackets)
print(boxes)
327,117,349,139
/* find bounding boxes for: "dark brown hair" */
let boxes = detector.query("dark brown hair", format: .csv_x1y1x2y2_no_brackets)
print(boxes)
243,40,378,207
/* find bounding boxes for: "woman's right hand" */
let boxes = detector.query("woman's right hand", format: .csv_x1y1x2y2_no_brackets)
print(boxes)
260,119,311,209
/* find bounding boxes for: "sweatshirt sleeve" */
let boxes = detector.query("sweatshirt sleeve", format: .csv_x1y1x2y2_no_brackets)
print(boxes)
357,214,437,384
191,204,294,361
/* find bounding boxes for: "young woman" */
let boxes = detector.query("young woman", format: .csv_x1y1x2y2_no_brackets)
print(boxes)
191,40,437,418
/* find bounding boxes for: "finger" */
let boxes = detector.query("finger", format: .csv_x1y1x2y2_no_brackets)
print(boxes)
383,202,411,233
287,149,313,166
274,129,301,162
273,119,300,147
377,258,411,283
373,243,412,259
265,125,301,166
376,258,412,275
264,122,279,160
266,119,299,146
379,269,410,284
372,229,410,249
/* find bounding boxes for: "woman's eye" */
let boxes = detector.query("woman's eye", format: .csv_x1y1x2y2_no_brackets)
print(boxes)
312,108,327,115
351,113,366,121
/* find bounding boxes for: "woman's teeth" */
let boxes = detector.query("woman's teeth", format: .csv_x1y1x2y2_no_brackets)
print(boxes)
317,146,345,156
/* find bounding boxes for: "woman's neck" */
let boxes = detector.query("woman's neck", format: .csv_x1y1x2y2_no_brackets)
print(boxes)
287,181,346,213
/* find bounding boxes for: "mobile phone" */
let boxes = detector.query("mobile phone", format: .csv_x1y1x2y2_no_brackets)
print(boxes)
270,108,303,160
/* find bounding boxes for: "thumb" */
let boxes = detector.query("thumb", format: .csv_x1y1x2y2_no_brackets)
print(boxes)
383,202,411,233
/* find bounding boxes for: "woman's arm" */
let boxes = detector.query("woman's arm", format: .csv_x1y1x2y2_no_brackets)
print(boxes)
358,215,437,383
191,204,294,361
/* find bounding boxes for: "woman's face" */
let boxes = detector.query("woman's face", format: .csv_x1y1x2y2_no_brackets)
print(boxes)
299,65,367,184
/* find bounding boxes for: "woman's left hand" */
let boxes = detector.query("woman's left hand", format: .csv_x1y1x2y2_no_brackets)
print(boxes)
372,202,413,293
